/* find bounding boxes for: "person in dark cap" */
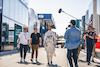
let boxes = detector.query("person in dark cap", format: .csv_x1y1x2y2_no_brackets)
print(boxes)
64,20,81,67
83,25,95,65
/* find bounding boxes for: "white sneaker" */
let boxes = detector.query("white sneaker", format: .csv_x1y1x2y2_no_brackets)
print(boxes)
20,58,22,62
23,59,25,62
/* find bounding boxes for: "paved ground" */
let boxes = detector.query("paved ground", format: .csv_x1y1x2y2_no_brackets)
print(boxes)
0,46,100,67
0,46,68,67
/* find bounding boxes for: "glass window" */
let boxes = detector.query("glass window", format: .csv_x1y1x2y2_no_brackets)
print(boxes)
15,0,19,22
9,31,14,42
9,0,15,20
3,0,10,17
25,8,28,26
9,20,14,30
23,6,26,24
0,0,2,9
19,2,22,23
2,17,9,42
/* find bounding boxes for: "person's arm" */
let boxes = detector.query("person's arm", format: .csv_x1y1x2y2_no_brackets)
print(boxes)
83,35,86,40
53,33,56,47
39,37,42,46
29,34,33,47
17,38,20,46
17,33,21,46
43,33,47,47
64,30,69,40
95,31,98,37
88,35,94,39
29,38,32,47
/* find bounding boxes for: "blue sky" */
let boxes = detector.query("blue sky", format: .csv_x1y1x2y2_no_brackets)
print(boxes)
29,0,92,36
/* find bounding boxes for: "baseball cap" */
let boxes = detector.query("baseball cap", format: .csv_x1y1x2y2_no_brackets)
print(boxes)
23,25,28,29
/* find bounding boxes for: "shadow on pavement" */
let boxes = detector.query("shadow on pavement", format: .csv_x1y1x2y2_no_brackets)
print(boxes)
47,64,61,67
32,61,44,65
0,50,19,56
78,60,87,63
94,65,100,67
17,61,31,65
92,61,100,65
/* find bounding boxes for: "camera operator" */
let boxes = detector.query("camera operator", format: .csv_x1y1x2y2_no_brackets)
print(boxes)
83,25,95,65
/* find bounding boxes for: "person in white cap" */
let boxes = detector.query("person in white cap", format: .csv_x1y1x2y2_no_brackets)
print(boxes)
17,26,30,62
43,23,56,65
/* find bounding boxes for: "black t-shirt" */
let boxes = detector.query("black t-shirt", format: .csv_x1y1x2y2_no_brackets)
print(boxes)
31,33,41,44
86,31,95,45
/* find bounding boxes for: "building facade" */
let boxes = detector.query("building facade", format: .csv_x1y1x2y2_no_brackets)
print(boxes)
85,0,100,49
88,0,100,34
0,0,29,51
97,0,100,35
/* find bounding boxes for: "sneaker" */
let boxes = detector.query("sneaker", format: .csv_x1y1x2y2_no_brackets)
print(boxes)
31,59,33,62
23,59,25,62
92,59,94,62
48,61,49,65
51,61,52,64
87,62,90,65
75,65,78,67
20,58,22,62
36,58,37,62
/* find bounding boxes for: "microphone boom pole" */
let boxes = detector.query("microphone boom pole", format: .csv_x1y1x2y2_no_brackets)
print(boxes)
58,8,89,26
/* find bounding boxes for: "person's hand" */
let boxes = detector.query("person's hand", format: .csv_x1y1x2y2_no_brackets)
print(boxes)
84,33,88,36
29,44,31,47
86,33,88,36
39,43,42,46
54,45,56,47
17,43,20,46
43,44,45,47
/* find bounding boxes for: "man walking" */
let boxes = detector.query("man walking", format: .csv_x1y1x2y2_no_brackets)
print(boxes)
44,24,56,65
64,20,81,67
84,25,95,65
17,26,30,62
2,35,5,51
30,27,42,62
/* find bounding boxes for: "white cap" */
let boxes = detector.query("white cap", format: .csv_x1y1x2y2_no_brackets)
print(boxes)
23,25,28,29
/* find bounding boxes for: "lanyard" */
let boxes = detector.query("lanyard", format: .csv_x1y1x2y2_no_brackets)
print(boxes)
24,33,27,39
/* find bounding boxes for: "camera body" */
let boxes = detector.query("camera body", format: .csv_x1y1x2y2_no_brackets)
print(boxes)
83,31,88,34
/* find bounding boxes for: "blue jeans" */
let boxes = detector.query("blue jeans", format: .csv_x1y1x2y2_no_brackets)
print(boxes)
20,44,28,59
67,48,78,67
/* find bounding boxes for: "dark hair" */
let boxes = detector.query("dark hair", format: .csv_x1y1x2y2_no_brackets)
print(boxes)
34,27,37,30
70,20,76,25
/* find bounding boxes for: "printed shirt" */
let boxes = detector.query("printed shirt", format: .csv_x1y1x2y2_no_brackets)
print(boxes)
86,31,95,45
31,33,41,44
44,30,56,45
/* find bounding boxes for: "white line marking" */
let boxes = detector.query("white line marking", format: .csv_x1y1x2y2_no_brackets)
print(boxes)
65,49,70,67
80,51,100,63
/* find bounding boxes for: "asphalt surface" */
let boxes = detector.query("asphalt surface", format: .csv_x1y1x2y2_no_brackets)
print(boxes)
0,46,100,67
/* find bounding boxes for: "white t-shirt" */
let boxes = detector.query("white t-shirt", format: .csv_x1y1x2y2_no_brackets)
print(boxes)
2,37,5,42
18,32,30,45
